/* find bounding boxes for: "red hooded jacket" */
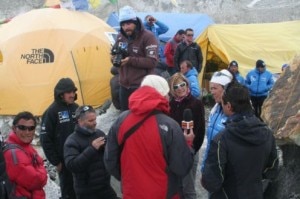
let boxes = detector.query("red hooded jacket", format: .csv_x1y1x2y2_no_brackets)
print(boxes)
4,132,47,199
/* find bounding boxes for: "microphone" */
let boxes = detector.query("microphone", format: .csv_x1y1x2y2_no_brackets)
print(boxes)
182,109,194,130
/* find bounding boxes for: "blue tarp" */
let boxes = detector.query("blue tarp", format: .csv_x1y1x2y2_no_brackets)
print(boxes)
106,12,214,43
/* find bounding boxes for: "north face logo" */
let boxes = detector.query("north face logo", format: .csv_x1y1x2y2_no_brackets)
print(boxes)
21,48,54,64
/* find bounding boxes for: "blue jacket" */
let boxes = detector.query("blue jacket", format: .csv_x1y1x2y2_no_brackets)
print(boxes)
185,67,201,98
143,21,169,59
235,72,245,85
143,21,169,41
245,68,274,97
201,103,228,171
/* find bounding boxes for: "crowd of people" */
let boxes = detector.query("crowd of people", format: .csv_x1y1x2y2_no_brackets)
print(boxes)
0,5,281,199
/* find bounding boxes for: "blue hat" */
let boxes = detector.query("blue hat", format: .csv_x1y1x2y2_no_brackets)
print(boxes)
119,6,137,23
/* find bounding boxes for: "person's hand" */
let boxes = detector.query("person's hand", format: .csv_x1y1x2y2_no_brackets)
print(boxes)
56,162,62,172
184,128,195,142
148,16,156,24
120,57,130,66
92,136,106,150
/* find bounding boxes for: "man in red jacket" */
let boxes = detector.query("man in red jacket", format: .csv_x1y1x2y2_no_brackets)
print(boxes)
4,111,47,199
164,29,185,76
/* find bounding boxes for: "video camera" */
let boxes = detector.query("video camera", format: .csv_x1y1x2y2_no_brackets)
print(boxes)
111,42,128,67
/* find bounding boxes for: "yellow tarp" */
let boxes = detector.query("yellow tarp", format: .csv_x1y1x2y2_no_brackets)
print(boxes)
0,8,115,116
196,20,300,85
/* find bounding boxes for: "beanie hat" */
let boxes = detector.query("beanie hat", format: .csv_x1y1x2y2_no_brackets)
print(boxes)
229,60,238,67
119,6,137,23
256,59,266,68
141,75,170,97
210,69,233,86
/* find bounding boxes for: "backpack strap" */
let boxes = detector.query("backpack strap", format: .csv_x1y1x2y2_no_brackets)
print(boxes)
3,143,28,165
119,110,160,152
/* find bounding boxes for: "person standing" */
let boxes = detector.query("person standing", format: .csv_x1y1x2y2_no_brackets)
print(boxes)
143,14,169,60
202,82,279,199
104,74,194,199
164,29,185,76
64,105,118,199
40,77,79,199
4,111,47,199
111,6,158,111
201,69,234,171
174,28,203,73
168,73,205,199
245,59,274,120
228,60,245,85
180,60,201,98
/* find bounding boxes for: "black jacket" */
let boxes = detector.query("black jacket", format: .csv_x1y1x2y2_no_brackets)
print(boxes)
64,126,116,197
174,41,203,72
202,113,279,199
40,78,79,166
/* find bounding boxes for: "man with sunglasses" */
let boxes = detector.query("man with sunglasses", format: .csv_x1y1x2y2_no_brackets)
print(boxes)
174,28,203,73
245,59,274,120
40,77,79,199
4,111,47,199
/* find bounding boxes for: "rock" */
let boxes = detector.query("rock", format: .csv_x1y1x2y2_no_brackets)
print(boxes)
262,55,300,198
262,54,300,146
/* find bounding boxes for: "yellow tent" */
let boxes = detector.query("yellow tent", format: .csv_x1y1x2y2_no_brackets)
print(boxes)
196,20,300,89
0,8,115,116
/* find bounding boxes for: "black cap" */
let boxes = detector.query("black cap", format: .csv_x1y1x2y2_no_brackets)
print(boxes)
256,59,266,68
229,60,238,67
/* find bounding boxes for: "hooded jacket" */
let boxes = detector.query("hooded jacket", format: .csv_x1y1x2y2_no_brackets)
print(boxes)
4,132,47,199
104,86,194,199
40,78,79,166
112,18,158,88
202,113,279,199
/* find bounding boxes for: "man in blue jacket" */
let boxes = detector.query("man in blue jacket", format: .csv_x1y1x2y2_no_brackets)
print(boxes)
245,59,274,120
143,15,169,60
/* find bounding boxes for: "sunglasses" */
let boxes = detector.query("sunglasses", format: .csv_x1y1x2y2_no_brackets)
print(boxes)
173,82,187,90
16,125,36,131
213,71,232,79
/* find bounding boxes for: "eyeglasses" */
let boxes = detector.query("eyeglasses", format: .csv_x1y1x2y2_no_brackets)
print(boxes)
16,125,36,131
213,71,232,79
186,34,194,37
173,82,187,90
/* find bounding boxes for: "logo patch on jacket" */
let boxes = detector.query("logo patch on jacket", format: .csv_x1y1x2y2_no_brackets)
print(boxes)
58,111,70,123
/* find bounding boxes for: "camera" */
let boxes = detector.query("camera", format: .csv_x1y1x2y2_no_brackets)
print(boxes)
111,42,128,67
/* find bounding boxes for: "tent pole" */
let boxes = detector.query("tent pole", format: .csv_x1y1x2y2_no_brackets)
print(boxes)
70,50,85,104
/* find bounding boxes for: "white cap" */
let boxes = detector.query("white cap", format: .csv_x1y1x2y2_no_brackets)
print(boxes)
141,75,170,97
210,69,233,86
118,6,137,23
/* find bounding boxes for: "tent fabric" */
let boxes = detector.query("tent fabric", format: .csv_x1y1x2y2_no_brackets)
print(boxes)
196,20,300,83
0,8,115,116
106,12,214,43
